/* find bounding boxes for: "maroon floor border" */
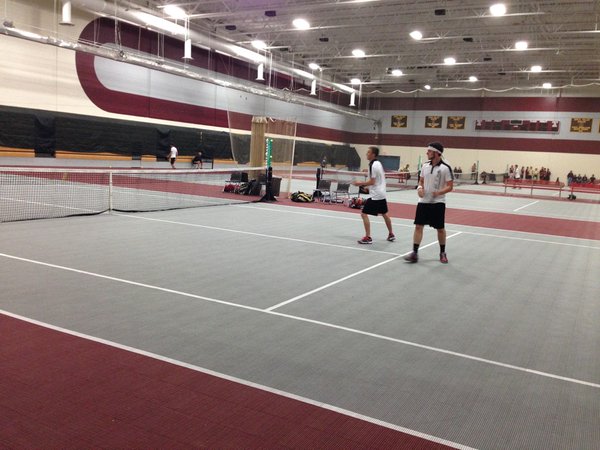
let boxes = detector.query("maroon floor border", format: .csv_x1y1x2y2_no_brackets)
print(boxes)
0,314,457,449
276,198,600,241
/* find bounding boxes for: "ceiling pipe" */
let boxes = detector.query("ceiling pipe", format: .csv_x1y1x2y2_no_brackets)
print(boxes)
0,23,372,121
69,0,356,95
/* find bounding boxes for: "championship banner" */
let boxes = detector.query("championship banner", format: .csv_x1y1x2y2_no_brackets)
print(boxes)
391,114,407,128
425,115,442,128
570,118,592,133
447,116,465,130
475,119,559,133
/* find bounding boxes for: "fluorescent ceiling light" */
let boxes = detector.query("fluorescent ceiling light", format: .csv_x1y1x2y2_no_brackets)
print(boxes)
292,18,310,30
163,5,187,20
251,40,267,50
308,62,320,71
490,3,507,16
409,30,423,40
352,49,365,57
444,57,456,65
469,75,478,82
424,84,431,90
391,69,403,76
530,65,542,72
350,78,362,85
135,12,185,35
542,82,552,88
515,40,528,50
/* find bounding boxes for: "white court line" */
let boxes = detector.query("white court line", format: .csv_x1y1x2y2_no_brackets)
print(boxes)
513,200,539,212
1,251,600,392
0,309,475,450
236,203,600,249
236,203,415,227
456,229,600,250
117,214,402,256
266,232,462,312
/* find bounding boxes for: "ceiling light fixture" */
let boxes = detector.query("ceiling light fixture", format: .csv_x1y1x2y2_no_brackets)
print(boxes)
256,63,265,81
60,1,74,26
444,57,456,65
542,82,552,89
424,84,431,90
515,41,528,50
391,69,403,76
409,30,423,40
530,65,542,72
469,76,478,82
308,62,320,71
352,49,365,57
350,78,362,85
251,40,267,50
292,18,310,30
489,3,507,16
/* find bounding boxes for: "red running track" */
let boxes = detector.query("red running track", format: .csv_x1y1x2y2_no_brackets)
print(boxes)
0,314,458,449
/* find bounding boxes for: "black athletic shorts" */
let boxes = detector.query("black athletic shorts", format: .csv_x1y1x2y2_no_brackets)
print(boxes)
414,202,446,229
362,198,388,216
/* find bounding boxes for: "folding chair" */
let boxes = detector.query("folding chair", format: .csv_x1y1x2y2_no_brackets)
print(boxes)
332,182,350,203
314,179,332,202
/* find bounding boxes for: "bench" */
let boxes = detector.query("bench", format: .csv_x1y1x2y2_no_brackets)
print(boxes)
503,179,565,196
569,182,600,198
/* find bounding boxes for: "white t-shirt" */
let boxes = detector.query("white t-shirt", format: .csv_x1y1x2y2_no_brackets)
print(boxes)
169,146,178,159
419,160,453,203
368,160,386,200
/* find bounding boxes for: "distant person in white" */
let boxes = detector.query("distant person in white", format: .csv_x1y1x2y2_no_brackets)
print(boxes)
404,142,454,264
169,145,178,169
352,146,395,244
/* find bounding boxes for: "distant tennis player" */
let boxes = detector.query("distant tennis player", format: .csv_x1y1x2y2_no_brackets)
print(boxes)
404,142,453,263
168,145,178,169
353,146,395,244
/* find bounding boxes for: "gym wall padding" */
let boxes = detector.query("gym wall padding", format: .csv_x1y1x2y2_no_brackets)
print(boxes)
0,106,359,165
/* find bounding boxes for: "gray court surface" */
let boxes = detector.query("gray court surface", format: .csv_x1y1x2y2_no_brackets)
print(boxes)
1,200,600,449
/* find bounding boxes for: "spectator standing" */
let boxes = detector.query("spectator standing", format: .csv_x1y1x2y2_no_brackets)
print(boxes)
168,145,178,169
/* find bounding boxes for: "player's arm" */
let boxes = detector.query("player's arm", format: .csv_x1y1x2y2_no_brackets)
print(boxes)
353,175,376,187
433,179,453,197
417,176,425,198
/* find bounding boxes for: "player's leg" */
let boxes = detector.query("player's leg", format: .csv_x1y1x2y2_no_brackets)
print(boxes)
382,213,395,241
358,212,372,244
435,204,448,263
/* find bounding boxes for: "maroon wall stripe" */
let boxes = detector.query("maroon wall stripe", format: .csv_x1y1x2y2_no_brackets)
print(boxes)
367,96,600,113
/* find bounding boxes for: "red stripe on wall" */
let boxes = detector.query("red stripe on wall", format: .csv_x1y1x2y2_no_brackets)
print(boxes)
367,96,600,113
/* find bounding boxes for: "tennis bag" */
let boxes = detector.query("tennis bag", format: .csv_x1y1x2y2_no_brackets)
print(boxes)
291,191,313,202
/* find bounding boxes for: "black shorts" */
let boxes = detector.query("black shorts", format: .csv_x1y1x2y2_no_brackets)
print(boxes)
170,158,176,164
362,198,388,216
414,202,446,229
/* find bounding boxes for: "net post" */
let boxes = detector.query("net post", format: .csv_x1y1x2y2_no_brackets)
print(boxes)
108,170,113,213
473,160,479,185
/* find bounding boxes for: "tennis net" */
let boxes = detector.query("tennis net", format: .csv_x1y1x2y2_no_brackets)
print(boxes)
321,168,419,192
0,166,266,222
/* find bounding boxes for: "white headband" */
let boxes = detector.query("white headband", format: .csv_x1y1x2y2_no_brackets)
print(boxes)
427,145,443,154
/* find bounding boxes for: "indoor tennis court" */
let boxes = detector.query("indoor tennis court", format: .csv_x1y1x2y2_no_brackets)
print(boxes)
2,187,599,449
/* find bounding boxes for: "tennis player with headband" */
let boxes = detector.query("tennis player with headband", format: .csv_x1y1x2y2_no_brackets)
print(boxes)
404,142,454,263
353,146,395,244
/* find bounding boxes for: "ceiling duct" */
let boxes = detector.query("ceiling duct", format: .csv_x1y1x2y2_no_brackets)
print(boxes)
69,0,356,96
